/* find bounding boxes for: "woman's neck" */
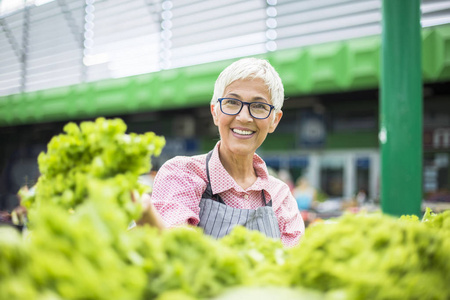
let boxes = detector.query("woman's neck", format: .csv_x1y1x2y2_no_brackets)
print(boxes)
218,148,257,190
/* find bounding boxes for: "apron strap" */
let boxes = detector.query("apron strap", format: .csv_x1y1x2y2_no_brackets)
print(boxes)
263,192,272,207
203,151,226,204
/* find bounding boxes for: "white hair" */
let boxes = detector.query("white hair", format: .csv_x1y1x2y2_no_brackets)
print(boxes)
210,57,285,112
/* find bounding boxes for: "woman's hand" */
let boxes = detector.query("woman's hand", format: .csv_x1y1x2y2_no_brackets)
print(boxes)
12,185,29,226
135,193,166,230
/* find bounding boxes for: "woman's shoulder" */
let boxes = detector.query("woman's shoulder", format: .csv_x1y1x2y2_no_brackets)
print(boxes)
266,174,292,196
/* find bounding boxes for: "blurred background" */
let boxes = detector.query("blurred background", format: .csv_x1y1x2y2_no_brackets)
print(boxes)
0,0,449,217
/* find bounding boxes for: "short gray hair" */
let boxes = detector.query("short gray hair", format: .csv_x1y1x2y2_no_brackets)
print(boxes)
210,57,285,112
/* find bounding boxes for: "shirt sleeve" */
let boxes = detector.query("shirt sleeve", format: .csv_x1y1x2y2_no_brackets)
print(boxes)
150,156,207,227
275,186,305,248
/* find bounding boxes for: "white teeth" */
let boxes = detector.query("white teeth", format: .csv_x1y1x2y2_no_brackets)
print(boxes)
233,128,253,135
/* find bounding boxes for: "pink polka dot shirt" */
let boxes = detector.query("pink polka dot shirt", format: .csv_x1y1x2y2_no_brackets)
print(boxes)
151,141,305,248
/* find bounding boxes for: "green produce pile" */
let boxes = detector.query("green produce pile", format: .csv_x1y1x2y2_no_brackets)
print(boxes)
284,211,450,300
1,117,450,300
20,117,165,221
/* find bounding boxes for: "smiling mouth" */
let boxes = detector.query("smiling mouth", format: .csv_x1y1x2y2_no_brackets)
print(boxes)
232,128,254,135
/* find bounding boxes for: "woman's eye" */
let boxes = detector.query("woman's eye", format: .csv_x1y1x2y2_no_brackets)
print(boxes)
225,99,240,106
253,103,268,110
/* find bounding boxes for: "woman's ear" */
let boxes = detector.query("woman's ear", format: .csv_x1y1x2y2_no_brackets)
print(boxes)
211,104,219,126
268,110,283,133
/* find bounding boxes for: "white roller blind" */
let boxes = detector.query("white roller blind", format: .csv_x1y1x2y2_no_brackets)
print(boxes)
25,0,84,92
275,0,382,49
168,0,268,68
89,0,161,79
0,10,24,95
0,0,449,97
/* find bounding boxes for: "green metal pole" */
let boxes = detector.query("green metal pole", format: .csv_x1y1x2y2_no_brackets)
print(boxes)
380,0,423,217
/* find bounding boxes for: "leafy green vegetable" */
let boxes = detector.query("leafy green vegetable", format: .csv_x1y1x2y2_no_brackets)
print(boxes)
284,212,450,300
26,203,147,300
21,117,165,223
421,207,450,232
132,226,247,299
220,226,287,286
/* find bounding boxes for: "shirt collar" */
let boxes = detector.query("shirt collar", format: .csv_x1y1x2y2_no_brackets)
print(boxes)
208,141,274,200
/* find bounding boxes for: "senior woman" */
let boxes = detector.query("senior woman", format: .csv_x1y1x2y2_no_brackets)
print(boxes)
140,57,305,248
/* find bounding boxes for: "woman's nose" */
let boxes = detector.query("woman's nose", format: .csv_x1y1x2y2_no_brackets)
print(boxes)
236,103,253,121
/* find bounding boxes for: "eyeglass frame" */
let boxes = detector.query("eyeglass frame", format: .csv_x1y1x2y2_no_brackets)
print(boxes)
217,98,275,120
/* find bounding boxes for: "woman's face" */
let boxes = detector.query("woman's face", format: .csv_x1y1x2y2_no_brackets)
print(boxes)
211,78,282,157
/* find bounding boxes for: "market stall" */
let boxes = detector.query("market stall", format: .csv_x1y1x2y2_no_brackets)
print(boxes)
1,118,449,300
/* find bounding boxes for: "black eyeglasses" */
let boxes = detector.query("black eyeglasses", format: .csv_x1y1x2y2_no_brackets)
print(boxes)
218,98,275,119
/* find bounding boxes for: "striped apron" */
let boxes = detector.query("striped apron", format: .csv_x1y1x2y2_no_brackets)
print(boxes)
197,151,281,239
